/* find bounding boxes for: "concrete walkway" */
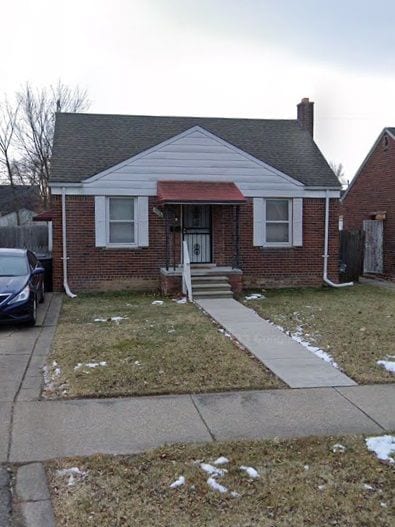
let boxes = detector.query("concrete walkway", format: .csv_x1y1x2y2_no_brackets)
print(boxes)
0,294,62,463
8,384,395,462
196,298,356,388
359,276,395,291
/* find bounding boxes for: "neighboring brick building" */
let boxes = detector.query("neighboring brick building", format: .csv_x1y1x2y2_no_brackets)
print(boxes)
341,128,395,278
49,99,341,294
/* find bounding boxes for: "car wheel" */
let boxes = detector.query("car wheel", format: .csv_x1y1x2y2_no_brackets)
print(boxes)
39,281,45,303
28,297,37,326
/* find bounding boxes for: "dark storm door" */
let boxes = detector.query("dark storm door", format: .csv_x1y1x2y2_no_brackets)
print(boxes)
183,205,212,263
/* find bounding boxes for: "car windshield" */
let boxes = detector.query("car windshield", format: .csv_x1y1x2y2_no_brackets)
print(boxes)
0,255,29,277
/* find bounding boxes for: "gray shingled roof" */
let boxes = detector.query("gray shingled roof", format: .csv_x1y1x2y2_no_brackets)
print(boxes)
50,113,340,187
387,127,395,136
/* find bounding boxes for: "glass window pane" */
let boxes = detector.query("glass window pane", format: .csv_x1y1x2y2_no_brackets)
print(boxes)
110,198,134,220
266,200,289,221
109,222,135,243
266,223,289,243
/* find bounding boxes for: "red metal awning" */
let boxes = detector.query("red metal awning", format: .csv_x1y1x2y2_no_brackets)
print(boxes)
157,181,246,205
33,210,53,221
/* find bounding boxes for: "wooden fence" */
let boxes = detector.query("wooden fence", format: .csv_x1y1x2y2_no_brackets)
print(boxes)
0,224,50,256
339,229,365,282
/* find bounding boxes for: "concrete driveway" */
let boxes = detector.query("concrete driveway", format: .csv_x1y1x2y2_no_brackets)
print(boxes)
0,294,62,461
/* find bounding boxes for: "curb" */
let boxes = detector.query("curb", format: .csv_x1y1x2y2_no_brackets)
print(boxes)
16,294,63,403
16,463,55,527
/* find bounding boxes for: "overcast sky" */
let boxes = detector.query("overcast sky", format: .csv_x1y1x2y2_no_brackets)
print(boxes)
2,0,395,180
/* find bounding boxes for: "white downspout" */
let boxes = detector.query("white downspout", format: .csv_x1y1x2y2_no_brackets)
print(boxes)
323,190,353,288
61,187,77,298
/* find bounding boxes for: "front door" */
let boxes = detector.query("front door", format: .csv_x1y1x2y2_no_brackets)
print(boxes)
183,205,212,263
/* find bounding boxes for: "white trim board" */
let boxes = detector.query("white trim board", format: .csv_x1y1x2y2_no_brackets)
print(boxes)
50,186,340,199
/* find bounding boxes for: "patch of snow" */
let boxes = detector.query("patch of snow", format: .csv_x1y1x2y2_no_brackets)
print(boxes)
207,477,228,493
245,293,265,301
332,443,346,453
213,456,229,465
169,475,185,488
173,297,187,304
200,463,227,477
240,466,259,479
134,360,141,366
304,465,309,471
365,435,395,464
380,502,388,508
56,467,87,486
230,490,241,498
94,316,128,324
43,362,62,393
74,361,107,371
363,483,374,490
290,325,339,369
318,484,325,491
168,329,175,333
218,328,232,338
151,300,164,305
377,358,395,374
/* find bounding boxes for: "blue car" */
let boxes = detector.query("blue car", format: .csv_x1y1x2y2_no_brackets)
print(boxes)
0,248,45,326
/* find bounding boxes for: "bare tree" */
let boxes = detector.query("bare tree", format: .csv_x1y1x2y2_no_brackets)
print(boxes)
15,82,89,206
0,99,24,223
330,161,348,188
0,98,20,185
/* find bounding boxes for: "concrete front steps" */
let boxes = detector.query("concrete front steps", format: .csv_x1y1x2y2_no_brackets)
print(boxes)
191,274,233,299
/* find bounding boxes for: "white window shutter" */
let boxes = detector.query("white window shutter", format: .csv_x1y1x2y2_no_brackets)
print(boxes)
137,197,149,247
292,198,303,246
95,196,106,247
253,198,264,246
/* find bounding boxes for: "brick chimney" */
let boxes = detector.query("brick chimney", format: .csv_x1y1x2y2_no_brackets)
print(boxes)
297,97,314,137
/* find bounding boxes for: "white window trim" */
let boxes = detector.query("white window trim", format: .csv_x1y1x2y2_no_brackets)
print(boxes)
263,198,293,247
106,196,138,248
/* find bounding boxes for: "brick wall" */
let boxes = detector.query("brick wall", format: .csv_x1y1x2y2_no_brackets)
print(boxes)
239,199,339,288
52,195,340,291
341,133,395,277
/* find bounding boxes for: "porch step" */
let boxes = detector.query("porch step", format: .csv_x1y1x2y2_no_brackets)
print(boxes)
191,275,233,299
192,275,229,283
190,264,217,269
193,290,234,299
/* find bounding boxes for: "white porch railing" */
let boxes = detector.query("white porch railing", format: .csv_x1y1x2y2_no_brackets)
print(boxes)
182,240,193,302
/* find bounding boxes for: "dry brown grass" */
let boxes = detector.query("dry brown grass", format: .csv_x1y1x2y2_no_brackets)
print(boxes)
47,434,395,527
242,284,395,384
46,291,282,398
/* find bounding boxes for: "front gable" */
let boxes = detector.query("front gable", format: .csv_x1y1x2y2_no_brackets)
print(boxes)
82,126,303,196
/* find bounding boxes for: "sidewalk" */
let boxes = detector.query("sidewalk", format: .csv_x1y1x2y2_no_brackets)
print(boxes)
8,384,395,462
196,298,356,388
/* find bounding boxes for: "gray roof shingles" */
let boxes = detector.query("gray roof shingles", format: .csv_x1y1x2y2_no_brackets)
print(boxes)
50,113,340,187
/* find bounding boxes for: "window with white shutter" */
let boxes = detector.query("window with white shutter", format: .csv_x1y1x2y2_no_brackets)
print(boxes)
95,196,149,248
253,198,303,248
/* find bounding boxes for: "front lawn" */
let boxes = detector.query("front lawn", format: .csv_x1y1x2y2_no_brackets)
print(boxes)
242,284,395,384
47,434,394,527
45,292,283,398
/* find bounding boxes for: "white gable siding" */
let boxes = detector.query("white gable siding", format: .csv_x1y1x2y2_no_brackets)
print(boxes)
82,127,303,197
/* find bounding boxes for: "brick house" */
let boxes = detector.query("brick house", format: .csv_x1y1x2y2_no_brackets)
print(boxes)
341,128,395,279
49,98,341,295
